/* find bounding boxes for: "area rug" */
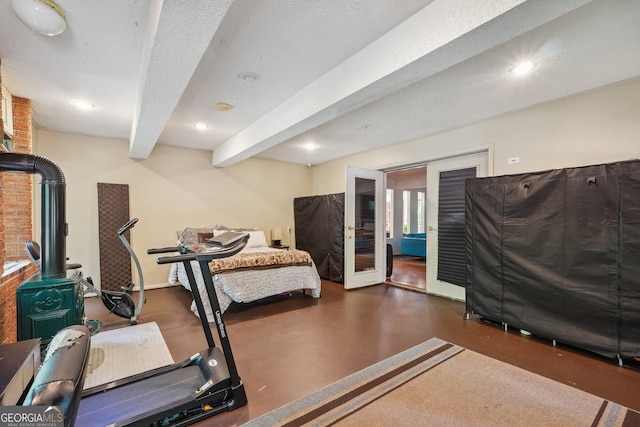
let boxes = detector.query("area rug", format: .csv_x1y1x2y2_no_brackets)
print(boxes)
83,321,174,390
243,337,640,427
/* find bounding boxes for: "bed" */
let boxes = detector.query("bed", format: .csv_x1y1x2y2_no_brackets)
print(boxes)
167,226,321,321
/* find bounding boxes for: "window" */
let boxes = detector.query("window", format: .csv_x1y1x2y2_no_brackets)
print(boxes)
402,190,410,235
417,191,425,233
385,189,394,238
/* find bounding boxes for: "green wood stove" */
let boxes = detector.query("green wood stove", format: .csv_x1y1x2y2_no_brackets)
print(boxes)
0,152,83,347
16,270,84,345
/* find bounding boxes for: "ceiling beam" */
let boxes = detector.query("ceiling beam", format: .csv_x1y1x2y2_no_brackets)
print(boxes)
211,0,593,167
129,0,233,159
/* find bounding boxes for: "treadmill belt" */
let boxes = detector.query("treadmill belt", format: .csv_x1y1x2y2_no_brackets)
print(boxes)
75,365,205,427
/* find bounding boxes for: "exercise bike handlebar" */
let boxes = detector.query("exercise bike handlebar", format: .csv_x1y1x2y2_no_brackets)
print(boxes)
117,217,138,235
153,235,249,265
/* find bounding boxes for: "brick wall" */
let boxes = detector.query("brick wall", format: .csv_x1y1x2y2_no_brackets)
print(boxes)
3,97,34,262
0,264,35,344
0,61,37,344
1,63,4,276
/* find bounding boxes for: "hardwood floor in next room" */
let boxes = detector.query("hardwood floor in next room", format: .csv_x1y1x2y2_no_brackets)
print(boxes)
388,255,426,291
85,281,640,426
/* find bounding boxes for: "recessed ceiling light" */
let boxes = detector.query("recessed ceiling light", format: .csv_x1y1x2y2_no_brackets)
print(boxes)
301,142,318,151
237,71,260,82
71,99,96,110
193,122,209,131
509,60,536,76
216,103,232,112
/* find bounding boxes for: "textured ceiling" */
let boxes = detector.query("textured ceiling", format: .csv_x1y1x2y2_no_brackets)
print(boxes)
0,0,638,167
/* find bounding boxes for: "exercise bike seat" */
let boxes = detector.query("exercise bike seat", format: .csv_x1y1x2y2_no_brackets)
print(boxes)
25,240,82,270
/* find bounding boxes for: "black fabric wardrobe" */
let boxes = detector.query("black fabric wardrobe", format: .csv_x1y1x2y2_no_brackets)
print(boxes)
294,193,345,283
465,159,640,361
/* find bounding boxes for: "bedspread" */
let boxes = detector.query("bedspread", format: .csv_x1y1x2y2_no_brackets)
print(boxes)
168,247,321,321
209,249,312,274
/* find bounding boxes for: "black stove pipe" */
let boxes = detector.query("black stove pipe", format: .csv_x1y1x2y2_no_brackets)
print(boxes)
0,152,67,278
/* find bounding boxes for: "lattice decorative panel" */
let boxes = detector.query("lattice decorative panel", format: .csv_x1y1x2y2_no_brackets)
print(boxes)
97,183,131,291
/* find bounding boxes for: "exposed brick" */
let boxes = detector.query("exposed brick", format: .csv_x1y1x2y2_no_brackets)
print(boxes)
0,73,35,341
3,173,33,261
0,263,37,344
0,63,4,277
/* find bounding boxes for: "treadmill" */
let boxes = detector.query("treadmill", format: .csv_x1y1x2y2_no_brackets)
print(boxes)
75,234,249,427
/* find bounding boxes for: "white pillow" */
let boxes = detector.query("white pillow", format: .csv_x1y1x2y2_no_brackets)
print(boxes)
246,230,268,248
213,229,268,248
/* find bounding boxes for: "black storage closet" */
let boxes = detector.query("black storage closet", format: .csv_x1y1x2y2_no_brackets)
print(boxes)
294,193,345,283
465,159,640,361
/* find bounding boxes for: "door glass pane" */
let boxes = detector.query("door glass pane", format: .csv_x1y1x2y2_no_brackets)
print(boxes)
355,177,376,273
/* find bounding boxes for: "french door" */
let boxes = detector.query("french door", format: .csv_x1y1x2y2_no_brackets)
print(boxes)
426,152,488,300
344,166,385,289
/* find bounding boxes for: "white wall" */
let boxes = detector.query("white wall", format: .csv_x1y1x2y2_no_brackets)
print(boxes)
31,77,640,287
35,130,312,287
311,77,640,194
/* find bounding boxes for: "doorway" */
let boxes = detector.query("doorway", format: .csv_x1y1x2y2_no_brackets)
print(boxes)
385,167,427,291
383,150,489,296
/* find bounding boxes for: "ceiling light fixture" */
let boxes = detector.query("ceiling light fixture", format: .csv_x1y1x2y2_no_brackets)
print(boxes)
193,122,209,131
71,99,96,110
11,0,67,36
216,103,232,112
237,72,260,83
509,60,536,76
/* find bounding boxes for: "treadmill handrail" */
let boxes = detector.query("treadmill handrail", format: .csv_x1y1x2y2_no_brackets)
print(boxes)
153,235,249,265
147,246,181,254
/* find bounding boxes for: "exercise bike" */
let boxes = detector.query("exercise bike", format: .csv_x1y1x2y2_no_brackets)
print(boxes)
25,218,146,326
